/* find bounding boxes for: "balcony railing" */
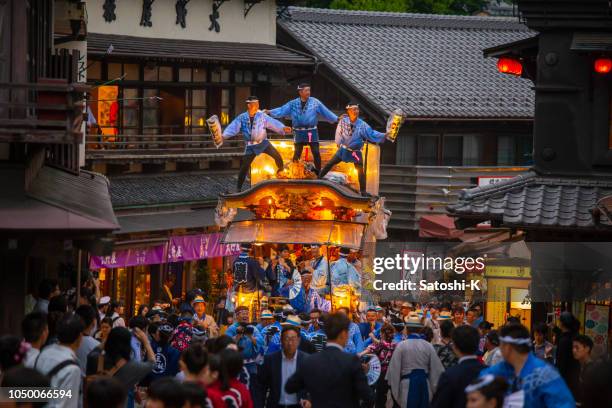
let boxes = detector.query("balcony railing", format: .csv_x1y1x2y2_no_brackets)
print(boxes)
0,80,87,144
85,133,285,163
380,165,530,231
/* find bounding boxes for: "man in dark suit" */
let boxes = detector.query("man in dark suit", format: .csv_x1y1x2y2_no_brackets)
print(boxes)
256,325,307,408
431,325,485,408
285,312,374,408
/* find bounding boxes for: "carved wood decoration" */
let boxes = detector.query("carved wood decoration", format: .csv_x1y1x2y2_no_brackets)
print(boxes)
140,0,155,27
103,0,117,23
244,0,263,18
175,0,190,28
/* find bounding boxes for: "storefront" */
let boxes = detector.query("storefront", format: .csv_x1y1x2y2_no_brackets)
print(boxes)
90,232,240,317
483,265,532,330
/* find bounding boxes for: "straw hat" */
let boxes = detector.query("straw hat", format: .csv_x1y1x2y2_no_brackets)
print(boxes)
260,310,273,320
282,314,302,327
404,312,424,328
438,311,452,320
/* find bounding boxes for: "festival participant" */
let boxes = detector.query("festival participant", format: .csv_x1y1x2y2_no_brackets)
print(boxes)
431,325,484,408
74,305,100,376
256,309,274,332
171,308,195,352
285,312,374,407
376,305,386,323
145,377,186,408
225,306,264,389
267,83,338,175
303,244,328,296
306,309,327,352
359,322,396,408
330,247,361,293
359,306,382,341
109,300,126,328
281,314,316,355
424,304,442,345
335,307,364,354
390,316,406,344
480,323,575,408
192,296,219,338
261,309,283,355
464,375,509,408
290,273,328,314
147,322,181,381
98,296,111,320
222,95,289,191
400,302,412,319
179,343,224,408
386,312,445,408
232,244,266,293
95,317,113,345
255,325,309,408
318,101,390,196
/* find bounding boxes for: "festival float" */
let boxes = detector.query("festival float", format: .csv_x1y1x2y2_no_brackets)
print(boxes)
213,135,394,319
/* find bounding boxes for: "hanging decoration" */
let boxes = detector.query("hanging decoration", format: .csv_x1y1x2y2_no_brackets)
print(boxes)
140,0,155,27
103,0,117,23
175,0,190,28
209,0,228,33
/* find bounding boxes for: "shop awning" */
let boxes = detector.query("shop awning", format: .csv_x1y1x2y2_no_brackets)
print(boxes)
87,33,315,66
419,214,464,239
1,166,118,232
116,209,252,234
221,219,366,249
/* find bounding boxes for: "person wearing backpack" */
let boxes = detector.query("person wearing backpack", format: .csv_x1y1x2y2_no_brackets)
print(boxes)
34,314,83,408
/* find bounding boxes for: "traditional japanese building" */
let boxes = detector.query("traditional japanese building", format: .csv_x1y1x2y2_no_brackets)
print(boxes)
449,0,612,357
276,6,535,235
0,0,118,333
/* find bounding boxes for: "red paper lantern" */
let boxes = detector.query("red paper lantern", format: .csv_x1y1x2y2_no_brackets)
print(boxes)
594,58,612,74
497,58,523,76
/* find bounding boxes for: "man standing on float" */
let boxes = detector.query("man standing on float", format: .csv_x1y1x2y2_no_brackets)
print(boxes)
319,102,389,196
267,83,338,174
223,96,290,191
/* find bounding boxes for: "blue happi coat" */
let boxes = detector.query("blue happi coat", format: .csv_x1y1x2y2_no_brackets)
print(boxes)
232,252,265,292
269,97,337,143
224,323,265,369
334,117,386,163
222,111,286,154
310,255,329,294
344,322,365,354
330,257,361,290
261,321,283,355
481,353,575,408
289,286,330,314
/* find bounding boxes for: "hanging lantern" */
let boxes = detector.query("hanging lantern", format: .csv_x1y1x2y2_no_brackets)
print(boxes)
497,58,523,76
594,58,612,74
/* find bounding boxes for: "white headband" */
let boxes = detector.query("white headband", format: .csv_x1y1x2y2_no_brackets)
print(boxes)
465,374,495,393
499,335,531,345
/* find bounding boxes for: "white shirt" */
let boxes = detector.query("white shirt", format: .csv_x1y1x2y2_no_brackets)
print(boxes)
110,312,125,328
279,351,299,405
34,344,81,408
23,347,40,368
76,336,100,376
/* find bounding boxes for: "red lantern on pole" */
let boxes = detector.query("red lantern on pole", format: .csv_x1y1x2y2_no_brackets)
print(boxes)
594,58,612,74
497,58,523,76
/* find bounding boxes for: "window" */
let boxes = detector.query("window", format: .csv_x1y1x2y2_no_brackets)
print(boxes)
220,89,231,125
124,64,140,81
179,68,191,82
235,70,244,83
193,68,207,82
211,68,229,83
497,135,515,165
443,135,463,166
122,88,140,136
244,71,253,83
88,60,101,80
462,135,483,166
159,66,173,81
143,89,160,134
144,65,158,81
185,89,207,134
108,63,122,80
417,134,439,165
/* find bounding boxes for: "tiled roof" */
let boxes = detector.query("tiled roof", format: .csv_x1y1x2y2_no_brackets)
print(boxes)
110,172,236,208
448,172,612,228
88,33,315,65
279,7,535,118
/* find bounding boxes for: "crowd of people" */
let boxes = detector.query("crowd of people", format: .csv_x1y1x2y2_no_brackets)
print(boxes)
2,275,612,408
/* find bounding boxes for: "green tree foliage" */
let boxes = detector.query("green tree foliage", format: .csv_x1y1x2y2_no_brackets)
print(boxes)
300,0,490,15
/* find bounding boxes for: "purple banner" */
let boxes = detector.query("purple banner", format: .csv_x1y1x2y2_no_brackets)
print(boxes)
168,233,241,263
89,245,166,270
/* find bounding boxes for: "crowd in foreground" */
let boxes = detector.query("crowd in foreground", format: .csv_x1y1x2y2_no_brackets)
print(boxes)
1,279,611,408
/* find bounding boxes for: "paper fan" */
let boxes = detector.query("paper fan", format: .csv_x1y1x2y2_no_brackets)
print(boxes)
288,270,303,299
363,354,381,386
